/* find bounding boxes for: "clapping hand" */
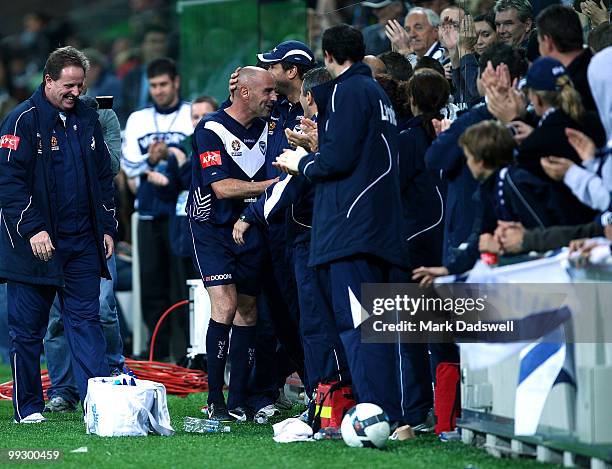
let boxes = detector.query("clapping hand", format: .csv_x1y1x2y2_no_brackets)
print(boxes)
580,0,609,26
274,146,308,175
432,118,452,135
565,128,596,162
385,19,411,55
540,156,574,181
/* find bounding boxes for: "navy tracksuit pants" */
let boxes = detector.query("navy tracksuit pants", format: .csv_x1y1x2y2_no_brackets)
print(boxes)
294,242,348,396
388,267,460,425
314,255,403,422
7,234,109,421
247,231,304,412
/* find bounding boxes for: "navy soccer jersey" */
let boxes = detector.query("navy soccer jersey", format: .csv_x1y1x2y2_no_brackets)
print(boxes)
187,110,269,226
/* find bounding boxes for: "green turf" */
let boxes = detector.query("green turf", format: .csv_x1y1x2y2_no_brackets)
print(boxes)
0,364,558,469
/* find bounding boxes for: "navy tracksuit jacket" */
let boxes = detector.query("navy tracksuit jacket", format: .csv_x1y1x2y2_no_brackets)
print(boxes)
297,62,405,421
0,86,117,420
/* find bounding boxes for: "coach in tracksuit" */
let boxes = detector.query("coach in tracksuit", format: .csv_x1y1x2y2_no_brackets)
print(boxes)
276,25,404,422
0,47,116,423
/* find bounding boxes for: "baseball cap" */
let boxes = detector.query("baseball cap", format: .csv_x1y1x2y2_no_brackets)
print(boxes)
524,57,572,92
361,0,396,7
257,40,316,66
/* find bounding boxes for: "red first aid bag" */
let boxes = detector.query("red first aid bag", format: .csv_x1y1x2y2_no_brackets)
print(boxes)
434,362,461,434
310,381,355,431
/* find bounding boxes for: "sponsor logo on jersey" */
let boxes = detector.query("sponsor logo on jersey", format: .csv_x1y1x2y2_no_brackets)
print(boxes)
205,273,233,281
0,134,20,151
199,150,222,168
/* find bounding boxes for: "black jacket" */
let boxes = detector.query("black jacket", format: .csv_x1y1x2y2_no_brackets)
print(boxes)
517,109,600,226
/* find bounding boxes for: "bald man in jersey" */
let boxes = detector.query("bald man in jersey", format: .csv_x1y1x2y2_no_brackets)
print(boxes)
186,67,279,422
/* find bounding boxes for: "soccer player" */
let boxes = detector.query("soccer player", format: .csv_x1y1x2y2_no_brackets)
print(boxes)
187,67,278,421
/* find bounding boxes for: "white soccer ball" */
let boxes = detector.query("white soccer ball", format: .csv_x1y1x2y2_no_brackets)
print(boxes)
341,403,391,449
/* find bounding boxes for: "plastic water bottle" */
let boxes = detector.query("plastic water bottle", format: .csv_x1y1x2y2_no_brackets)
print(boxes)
184,416,231,433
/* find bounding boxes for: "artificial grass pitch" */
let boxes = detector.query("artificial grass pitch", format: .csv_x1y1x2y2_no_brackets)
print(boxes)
0,365,556,469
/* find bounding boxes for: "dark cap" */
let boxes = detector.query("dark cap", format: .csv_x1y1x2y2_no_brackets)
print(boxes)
525,56,572,91
257,40,316,66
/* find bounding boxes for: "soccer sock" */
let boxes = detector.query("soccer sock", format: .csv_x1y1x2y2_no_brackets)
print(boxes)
206,319,231,405
227,324,256,409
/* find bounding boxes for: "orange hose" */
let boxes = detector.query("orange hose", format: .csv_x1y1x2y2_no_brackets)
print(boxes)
148,299,190,362
0,300,208,399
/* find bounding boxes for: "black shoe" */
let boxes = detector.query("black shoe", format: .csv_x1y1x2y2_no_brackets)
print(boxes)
412,408,435,434
228,406,252,422
208,402,236,422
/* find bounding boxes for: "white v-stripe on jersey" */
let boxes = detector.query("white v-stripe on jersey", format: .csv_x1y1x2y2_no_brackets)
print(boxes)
204,121,267,179
187,109,269,225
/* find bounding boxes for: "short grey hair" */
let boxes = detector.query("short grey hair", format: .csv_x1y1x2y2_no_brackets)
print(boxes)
407,7,441,28
494,0,533,23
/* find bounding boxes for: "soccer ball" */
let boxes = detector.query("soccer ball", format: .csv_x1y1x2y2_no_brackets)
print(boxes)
341,403,391,449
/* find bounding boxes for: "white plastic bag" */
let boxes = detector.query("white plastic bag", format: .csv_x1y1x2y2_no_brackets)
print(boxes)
84,374,174,437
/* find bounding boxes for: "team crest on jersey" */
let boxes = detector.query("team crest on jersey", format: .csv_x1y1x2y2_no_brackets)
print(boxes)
231,139,241,152
1,134,20,151
50,136,59,151
259,141,266,155
268,121,276,135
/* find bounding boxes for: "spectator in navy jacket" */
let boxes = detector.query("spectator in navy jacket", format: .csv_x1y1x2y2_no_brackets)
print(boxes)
398,68,459,427
424,43,527,276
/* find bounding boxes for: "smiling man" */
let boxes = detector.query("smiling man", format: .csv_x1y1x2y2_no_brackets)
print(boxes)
187,67,279,422
0,46,117,423
494,0,534,48
405,7,445,65
121,57,193,360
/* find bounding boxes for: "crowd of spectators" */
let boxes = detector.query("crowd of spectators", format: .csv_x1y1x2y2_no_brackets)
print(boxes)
0,0,611,368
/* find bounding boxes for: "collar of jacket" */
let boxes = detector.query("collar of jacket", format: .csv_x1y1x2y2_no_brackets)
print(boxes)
405,115,423,129
310,62,372,112
30,84,98,128
566,48,592,74
154,98,182,115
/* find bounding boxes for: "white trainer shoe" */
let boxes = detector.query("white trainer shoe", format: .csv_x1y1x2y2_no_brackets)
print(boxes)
14,412,46,424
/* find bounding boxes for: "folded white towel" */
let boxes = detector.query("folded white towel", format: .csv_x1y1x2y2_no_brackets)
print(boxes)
272,418,314,443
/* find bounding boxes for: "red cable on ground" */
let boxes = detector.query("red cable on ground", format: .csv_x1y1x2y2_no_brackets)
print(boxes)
0,299,208,400
149,299,189,362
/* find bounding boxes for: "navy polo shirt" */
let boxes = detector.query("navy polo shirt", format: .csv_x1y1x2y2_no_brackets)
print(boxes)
52,112,92,236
